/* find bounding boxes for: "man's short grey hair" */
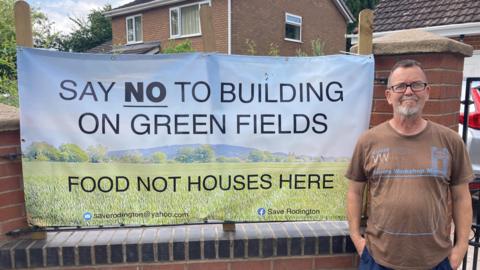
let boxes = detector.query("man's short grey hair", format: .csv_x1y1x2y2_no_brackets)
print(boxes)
387,59,427,87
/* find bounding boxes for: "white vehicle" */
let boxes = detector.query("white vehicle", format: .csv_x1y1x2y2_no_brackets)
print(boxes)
459,80,480,222
460,84,480,183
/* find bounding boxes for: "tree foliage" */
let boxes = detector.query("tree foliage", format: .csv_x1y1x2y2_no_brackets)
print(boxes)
174,145,216,163
118,151,143,163
345,0,380,33
60,5,112,52
150,151,167,163
25,142,61,161
87,144,108,163
175,147,195,163
193,145,215,163
0,2,113,106
0,0,20,106
32,11,63,49
248,150,265,162
59,143,89,162
162,40,194,54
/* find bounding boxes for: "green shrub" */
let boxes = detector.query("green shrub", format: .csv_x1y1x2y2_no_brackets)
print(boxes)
162,40,194,54
311,39,325,56
245,39,257,55
268,43,279,56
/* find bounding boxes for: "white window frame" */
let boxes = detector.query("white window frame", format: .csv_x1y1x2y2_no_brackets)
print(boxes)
284,12,302,43
126,14,143,44
169,1,210,39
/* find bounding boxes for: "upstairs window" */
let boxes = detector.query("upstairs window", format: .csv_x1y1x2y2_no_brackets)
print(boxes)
285,13,302,42
126,15,143,44
170,3,201,38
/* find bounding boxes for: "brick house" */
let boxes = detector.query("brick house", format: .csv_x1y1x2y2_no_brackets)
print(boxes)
103,0,354,55
350,0,480,79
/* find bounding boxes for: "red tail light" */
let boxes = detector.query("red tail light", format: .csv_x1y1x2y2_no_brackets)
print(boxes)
459,88,480,129
470,181,480,191
459,113,480,130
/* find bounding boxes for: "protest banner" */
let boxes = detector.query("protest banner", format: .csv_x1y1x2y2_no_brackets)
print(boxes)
17,48,374,226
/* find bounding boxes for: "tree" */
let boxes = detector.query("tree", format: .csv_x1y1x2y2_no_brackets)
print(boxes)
150,151,167,163
24,142,61,161
32,12,63,49
0,0,19,106
262,151,274,162
59,143,89,162
175,147,195,163
60,5,112,52
0,0,62,106
87,144,108,163
119,151,144,163
345,0,380,34
193,145,215,163
248,150,265,162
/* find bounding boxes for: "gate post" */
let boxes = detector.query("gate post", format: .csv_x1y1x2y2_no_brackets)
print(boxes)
352,29,473,130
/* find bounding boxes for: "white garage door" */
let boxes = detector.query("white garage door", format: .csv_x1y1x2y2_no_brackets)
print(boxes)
464,50,480,80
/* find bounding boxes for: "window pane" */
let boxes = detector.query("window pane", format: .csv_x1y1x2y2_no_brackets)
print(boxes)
171,9,179,36
286,14,301,24
285,24,300,40
181,5,200,35
134,16,142,41
127,18,134,42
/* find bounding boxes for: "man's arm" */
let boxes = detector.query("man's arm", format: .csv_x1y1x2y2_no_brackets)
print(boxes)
449,183,472,269
346,179,366,255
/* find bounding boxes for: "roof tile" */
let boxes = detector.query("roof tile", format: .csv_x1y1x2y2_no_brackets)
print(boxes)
374,0,480,32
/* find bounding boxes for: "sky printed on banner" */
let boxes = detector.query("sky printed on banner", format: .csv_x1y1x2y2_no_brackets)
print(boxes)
17,49,374,157
30,0,130,34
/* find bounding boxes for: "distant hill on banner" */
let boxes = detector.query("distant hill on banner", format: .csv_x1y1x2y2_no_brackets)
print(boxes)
108,144,273,159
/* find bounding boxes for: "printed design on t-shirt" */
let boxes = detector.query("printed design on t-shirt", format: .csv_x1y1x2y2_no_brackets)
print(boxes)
371,146,449,179
367,146,450,236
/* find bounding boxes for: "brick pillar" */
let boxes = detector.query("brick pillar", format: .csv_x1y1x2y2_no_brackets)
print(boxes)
355,29,474,129
0,104,27,240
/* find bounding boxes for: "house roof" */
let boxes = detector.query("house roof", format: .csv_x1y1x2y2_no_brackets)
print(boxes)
86,40,113,53
374,0,480,32
104,0,195,17
85,40,161,54
105,0,355,23
111,41,162,54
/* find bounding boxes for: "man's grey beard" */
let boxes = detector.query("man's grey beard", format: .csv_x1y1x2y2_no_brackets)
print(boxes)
395,97,421,118
396,105,420,117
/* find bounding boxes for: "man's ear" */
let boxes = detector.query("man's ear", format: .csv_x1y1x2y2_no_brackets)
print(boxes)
385,89,393,105
424,85,430,101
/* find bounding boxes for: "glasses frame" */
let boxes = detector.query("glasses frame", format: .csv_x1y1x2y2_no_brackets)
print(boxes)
388,82,428,93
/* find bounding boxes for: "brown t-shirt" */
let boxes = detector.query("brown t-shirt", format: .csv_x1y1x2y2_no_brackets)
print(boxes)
346,120,474,269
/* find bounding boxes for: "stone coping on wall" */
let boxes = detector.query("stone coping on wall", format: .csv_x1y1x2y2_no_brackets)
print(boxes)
0,104,19,132
351,29,474,57
0,221,355,269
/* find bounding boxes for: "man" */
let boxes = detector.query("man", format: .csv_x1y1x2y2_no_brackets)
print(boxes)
346,59,473,269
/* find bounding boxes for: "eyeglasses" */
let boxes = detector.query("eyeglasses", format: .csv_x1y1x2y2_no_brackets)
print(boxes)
388,82,428,93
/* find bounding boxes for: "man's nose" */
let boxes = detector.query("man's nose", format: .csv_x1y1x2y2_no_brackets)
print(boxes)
404,86,414,95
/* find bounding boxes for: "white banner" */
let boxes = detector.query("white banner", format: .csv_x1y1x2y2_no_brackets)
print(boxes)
17,48,374,226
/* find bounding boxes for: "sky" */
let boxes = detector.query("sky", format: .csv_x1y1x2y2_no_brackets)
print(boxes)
30,0,132,34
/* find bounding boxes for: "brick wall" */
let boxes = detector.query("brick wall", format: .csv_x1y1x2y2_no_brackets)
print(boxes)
0,129,27,241
111,0,228,53
372,53,464,130
111,0,348,56
1,222,359,269
452,34,480,50
31,256,357,270
231,0,347,56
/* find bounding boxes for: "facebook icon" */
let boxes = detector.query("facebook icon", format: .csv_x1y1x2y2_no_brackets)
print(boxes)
83,212,92,221
257,208,266,217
